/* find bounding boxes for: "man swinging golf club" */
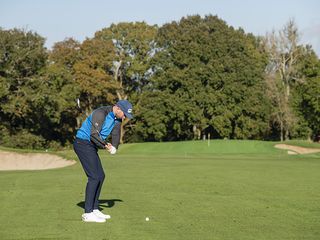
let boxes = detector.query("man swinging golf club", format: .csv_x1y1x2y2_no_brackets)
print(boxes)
73,100,133,223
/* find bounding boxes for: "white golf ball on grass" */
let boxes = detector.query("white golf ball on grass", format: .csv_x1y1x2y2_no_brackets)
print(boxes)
145,217,150,221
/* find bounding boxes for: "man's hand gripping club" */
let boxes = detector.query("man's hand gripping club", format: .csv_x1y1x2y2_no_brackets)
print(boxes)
106,143,116,154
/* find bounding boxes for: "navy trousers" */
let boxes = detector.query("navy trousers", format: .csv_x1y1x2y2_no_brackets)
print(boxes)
73,138,105,213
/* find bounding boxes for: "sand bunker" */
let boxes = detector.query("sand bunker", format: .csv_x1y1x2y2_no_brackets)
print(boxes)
0,150,76,171
275,144,320,155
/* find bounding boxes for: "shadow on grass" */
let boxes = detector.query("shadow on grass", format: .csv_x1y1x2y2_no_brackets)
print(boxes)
77,199,123,210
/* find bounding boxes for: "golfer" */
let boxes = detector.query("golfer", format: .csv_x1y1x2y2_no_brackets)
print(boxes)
73,100,133,223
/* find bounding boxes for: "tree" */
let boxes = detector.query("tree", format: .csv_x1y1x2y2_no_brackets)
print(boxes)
263,19,301,141
0,28,48,147
94,22,158,99
73,36,118,115
30,38,83,145
49,38,81,70
48,38,82,130
140,15,269,141
92,22,158,142
292,47,320,140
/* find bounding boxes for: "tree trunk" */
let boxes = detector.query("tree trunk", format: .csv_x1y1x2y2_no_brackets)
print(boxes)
192,125,201,140
114,60,123,100
285,129,289,141
280,120,284,142
120,118,130,144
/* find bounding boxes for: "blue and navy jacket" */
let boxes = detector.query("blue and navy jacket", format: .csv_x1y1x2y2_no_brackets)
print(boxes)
76,106,122,149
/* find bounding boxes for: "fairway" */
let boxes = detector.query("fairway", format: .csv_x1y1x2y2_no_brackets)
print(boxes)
0,140,320,239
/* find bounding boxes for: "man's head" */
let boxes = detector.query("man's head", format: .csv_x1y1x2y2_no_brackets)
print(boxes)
114,100,133,120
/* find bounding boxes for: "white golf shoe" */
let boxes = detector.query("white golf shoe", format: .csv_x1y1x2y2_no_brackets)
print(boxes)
82,212,106,223
93,209,111,219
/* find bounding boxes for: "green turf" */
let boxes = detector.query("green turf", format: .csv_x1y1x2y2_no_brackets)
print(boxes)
0,140,319,240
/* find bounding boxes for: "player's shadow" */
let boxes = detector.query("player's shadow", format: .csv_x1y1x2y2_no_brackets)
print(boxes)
77,199,123,210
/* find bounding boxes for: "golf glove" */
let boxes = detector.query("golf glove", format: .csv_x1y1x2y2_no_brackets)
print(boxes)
108,146,117,155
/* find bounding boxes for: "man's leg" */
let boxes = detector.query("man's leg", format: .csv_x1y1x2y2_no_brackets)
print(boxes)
91,159,111,220
74,139,101,213
93,159,105,210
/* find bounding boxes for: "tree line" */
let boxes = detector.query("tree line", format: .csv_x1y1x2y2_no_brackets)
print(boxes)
0,15,319,149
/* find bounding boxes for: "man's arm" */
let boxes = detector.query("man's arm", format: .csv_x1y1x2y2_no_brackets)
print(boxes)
111,121,121,149
90,109,107,149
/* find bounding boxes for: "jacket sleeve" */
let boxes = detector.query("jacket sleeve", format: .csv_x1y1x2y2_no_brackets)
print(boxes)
111,121,121,149
90,109,106,149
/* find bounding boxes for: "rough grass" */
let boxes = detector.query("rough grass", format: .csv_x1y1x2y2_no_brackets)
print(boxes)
0,140,319,240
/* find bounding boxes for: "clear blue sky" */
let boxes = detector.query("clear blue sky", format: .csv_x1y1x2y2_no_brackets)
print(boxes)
1,0,319,56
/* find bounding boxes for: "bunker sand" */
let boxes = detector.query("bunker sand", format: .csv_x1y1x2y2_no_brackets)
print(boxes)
275,144,320,155
0,150,76,171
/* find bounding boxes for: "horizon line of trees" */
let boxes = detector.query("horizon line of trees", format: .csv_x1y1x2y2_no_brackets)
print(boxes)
0,15,319,149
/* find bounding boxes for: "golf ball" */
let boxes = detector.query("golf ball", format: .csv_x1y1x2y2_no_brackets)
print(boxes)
145,217,149,221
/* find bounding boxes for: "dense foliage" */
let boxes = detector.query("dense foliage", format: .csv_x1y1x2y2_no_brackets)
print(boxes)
135,15,270,141
0,15,319,149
